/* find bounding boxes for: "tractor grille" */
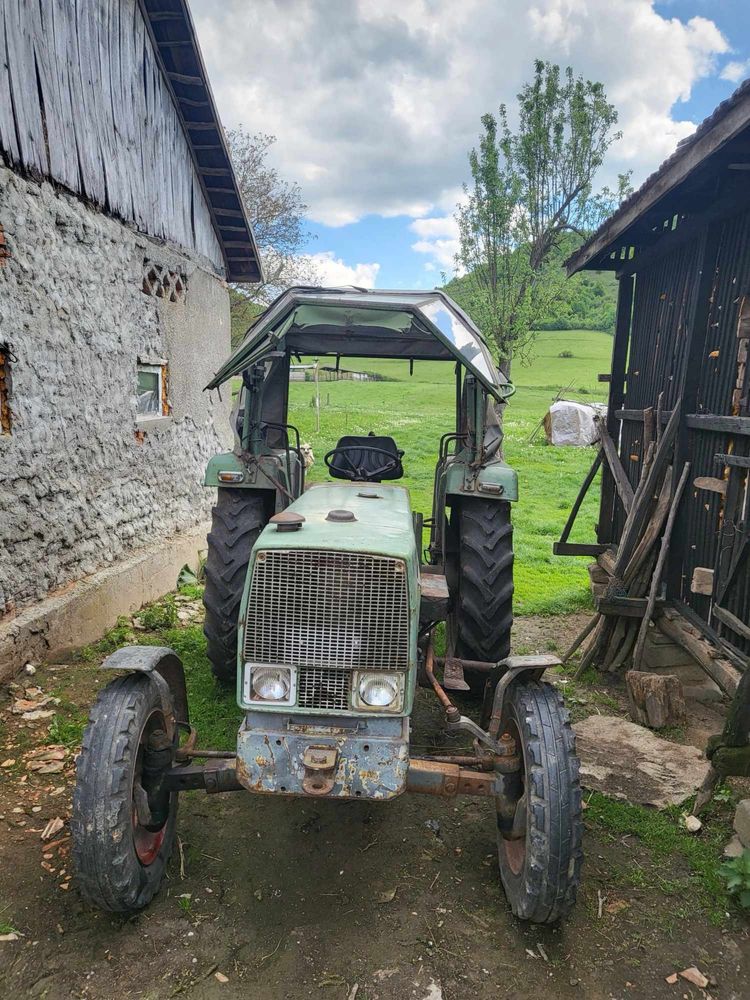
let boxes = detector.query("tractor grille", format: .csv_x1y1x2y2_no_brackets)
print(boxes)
297,667,351,711
244,549,409,671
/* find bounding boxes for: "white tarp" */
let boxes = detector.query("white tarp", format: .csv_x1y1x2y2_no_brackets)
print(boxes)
545,400,607,447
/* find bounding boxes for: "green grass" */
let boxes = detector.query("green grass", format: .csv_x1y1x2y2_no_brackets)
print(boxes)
288,329,611,614
586,791,734,922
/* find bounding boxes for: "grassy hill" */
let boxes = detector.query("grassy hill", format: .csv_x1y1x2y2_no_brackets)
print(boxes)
288,329,611,615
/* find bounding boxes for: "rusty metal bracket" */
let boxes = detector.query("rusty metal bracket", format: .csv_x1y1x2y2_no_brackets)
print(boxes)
406,758,496,798
301,745,339,796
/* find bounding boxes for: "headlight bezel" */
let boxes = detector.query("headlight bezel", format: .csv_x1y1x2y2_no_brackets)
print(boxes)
243,663,296,706
352,670,405,713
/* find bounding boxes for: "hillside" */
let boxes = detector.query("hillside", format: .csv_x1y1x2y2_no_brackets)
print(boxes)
444,234,617,333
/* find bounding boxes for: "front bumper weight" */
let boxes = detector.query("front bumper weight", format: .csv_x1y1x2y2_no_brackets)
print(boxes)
406,758,496,797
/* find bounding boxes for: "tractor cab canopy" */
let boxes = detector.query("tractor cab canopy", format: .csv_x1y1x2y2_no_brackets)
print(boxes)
206,287,513,401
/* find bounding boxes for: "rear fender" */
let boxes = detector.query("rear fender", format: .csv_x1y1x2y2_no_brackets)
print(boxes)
101,646,189,737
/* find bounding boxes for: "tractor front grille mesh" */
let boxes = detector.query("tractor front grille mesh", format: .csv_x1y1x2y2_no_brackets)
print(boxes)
297,667,351,711
244,549,409,670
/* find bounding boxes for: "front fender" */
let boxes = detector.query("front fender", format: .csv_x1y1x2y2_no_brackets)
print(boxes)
101,646,189,732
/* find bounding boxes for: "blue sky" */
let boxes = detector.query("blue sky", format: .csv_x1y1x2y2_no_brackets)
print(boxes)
193,0,750,291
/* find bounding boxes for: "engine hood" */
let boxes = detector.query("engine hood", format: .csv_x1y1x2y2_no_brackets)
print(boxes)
254,483,416,562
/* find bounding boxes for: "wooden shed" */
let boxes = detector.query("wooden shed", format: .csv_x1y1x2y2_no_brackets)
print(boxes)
557,81,750,749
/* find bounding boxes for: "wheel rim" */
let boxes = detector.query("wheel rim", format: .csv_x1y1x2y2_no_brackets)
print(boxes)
497,716,527,876
131,709,172,867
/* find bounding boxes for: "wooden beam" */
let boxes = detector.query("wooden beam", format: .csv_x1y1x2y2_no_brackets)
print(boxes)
691,567,715,596
686,414,750,435
167,71,203,85
596,596,649,618
657,607,742,695
597,419,635,514
694,476,728,495
599,274,633,545
553,542,609,557
616,408,674,423
713,605,750,644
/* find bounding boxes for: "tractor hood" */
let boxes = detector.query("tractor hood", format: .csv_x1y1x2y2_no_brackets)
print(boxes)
205,287,513,402
254,482,417,562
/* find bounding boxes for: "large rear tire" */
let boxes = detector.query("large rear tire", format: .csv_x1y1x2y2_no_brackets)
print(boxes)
496,681,583,923
203,489,266,683
451,498,514,691
71,674,177,913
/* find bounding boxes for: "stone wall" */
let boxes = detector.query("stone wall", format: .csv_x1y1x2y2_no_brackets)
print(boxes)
0,167,232,617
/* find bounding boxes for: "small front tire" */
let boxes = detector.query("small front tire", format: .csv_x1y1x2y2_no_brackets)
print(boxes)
71,674,177,913
496,680,583,923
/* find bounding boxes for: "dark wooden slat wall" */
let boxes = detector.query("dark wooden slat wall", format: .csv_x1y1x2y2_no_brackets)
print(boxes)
601,208,750,655
0,0,223,271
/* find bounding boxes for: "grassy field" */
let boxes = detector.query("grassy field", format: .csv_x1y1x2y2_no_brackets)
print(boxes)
287,328,612,615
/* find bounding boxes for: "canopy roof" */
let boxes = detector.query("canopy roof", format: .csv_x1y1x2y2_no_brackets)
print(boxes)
206,287,512,400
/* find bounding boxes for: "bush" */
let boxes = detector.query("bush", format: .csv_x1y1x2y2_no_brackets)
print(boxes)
558,350,574,358
720,850,750,909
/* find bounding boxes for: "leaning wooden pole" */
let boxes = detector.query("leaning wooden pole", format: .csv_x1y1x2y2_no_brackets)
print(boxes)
631,462,692,670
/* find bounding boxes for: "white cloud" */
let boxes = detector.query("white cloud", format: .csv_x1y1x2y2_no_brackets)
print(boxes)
192,0,730,228
306,251,380,288
721,60,750,84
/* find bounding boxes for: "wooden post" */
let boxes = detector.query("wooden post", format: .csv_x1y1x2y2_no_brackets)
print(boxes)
598,274,633,544
666,222,722,598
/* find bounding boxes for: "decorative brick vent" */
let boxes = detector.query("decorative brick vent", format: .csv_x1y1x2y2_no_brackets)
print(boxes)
142,260,186,302
0,223,10,266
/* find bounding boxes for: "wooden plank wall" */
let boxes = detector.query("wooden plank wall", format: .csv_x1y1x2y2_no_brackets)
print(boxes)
0,0,223,271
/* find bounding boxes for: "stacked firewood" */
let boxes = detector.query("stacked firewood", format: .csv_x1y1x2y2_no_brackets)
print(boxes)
564,402,691,676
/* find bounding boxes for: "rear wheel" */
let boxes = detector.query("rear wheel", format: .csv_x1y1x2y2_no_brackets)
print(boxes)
450,498,514,693
203,489,266,683
71,674,177,912
495,681,583,923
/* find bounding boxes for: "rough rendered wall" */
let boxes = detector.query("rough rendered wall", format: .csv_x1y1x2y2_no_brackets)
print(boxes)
0,167,232,616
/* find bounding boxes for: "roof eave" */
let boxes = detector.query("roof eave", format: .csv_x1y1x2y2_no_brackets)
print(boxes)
139,0,263,284
565,79,750,276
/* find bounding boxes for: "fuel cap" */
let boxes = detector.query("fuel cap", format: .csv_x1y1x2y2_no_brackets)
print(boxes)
270,510,305,532
326,508,357,522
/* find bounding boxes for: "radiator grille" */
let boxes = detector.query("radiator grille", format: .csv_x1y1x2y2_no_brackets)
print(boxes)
244,549,409,670
297,667,351,711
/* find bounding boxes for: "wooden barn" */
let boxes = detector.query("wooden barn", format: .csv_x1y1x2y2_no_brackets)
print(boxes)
558,81,750,786
0,0,261,679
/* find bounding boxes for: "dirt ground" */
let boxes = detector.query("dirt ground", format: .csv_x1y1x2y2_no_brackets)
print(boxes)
0,612,748,1000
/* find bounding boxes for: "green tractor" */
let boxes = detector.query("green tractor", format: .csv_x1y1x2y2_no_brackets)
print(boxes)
71,288,582,923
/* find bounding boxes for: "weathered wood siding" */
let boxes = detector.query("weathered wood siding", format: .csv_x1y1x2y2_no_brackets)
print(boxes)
0,0,223,271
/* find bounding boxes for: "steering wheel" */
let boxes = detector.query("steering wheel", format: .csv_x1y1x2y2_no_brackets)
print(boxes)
324,445,403,482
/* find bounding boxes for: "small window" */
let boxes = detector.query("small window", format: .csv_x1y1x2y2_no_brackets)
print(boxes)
137,361,169,419
0,344,12,435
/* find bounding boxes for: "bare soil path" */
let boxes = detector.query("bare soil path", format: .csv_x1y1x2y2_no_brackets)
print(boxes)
0,612,748,999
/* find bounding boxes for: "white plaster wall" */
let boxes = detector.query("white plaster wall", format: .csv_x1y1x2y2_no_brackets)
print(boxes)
0,167,233,615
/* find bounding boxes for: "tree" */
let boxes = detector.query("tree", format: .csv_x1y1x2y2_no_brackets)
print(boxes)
225,129,318,346
453,61,626,376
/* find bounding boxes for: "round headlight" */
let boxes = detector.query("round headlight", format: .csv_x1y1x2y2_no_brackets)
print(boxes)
358,673,399,708
252,666,291,702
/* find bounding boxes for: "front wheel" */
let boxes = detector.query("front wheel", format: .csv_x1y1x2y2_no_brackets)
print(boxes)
71,674,177,912
496,681,583,923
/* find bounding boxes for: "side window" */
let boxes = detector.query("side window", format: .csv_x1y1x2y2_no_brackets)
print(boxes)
137,360,169,419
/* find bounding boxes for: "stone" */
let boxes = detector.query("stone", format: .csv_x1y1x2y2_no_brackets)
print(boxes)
625,671,686,729
684,815,702,833
733,799,750,848
573,715,712,809
723,834,744,858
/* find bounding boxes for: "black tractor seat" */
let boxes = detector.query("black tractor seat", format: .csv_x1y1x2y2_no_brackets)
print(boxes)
324,433,404,483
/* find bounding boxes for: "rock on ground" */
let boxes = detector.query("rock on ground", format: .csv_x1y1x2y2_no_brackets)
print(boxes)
733,798,750,848
573,715,712,808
